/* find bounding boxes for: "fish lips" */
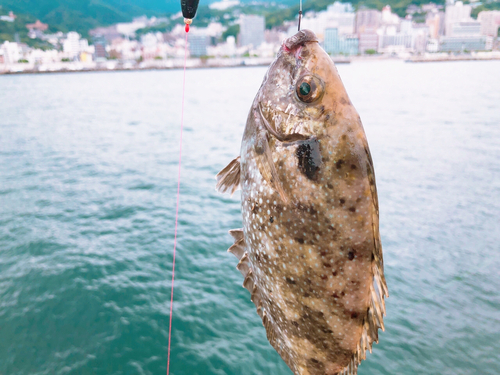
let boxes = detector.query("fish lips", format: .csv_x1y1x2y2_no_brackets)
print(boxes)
282,29,319,59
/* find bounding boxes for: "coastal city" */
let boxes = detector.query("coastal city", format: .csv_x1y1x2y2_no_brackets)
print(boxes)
1,0,499,73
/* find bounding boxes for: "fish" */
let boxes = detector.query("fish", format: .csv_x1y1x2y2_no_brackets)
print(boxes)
216,29,388,375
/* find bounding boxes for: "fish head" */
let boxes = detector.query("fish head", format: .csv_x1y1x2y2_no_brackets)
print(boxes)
255,29,359,141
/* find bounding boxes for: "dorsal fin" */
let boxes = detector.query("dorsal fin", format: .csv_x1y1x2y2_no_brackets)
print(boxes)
216,157,241,195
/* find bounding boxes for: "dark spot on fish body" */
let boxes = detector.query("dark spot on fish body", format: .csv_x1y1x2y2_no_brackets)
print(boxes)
348,206,356,213
335,159,344,169
351,312,358,319
295,237,305,244
286,277,296,285
327,183,334,189
340,97,351,106
296,137,322,181
332,271,337,276
348,251,355,260
339,198,345,205
307,358,324,373
255,139,265,155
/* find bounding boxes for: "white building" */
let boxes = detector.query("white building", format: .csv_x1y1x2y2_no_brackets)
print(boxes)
445,1,473,36
62,32,91,60
209,0,239,10
381,5,400,26
478,11,500,37
116,20,147,38
451,21,481,36
0,41,21,64
239,15,265,48
290,2,355,41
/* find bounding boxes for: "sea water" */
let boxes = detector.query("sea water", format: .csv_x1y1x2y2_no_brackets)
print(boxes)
1,61,499,375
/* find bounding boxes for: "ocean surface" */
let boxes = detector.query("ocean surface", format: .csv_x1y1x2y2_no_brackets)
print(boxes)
1,60,499,375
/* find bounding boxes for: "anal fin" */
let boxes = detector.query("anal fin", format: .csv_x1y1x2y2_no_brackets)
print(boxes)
226,229,297,374
227,229,245,260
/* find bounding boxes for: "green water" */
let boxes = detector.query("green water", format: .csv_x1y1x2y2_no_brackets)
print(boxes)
1,62,500,374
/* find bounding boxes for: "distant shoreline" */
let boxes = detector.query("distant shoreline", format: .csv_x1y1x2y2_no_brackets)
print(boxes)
1,53,499,75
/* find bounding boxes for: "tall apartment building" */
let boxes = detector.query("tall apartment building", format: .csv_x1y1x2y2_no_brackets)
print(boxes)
478,11,500,37
445,1,473,36
355,9,381,33
239,15,265,48
356,9,381,53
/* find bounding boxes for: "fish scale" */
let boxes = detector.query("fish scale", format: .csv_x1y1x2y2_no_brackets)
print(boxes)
217,29,388,375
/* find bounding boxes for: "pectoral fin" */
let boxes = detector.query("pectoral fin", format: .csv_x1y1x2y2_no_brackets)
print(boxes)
254,134,289,204
216,156,241,195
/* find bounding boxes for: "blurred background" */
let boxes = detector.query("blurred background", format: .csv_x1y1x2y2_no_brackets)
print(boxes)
1,1,500,375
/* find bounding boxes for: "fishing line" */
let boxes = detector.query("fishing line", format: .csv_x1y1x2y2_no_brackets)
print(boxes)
166,28,188,375
167,2,198,373
298,0,303,31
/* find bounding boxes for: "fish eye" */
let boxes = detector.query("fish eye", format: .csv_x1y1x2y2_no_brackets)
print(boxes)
295,75,324,103
299,82,311,96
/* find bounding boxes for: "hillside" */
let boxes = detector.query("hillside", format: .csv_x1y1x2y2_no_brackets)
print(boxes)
8,0,494,39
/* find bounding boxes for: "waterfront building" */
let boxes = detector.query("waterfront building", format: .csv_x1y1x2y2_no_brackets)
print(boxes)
324,3,356,36
445,1,472,36
413,24,432,53
188,29,209,57
378,34,413,53
451,21,481,36
94,41,107,59
355,9,381,33
239,15,265,48
324,28,359,55
426,11,446,39
62,32,90,60
110,38,141,61
0,41,20,64
289,2,355,41
358,32,379,53
478,11,500,37
381,5,400,26
63,32,80,58
356,9,381,53
439,35,492,51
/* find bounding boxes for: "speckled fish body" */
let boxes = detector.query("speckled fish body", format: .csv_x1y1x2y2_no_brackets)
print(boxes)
216,30,388,375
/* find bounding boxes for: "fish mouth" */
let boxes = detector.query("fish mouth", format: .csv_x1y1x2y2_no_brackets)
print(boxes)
282,29,318,59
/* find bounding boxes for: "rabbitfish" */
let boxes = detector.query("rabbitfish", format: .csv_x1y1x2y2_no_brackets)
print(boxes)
216,29,388,375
